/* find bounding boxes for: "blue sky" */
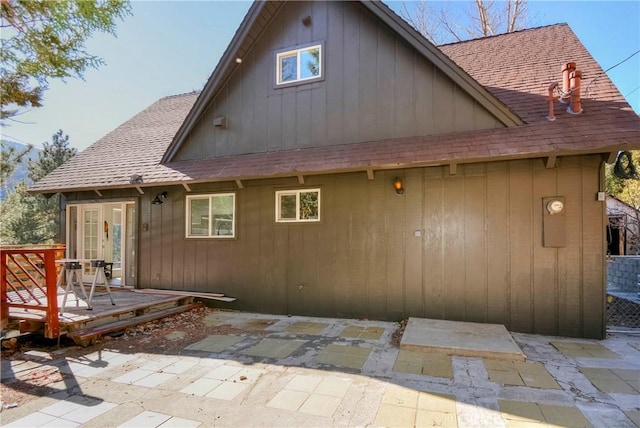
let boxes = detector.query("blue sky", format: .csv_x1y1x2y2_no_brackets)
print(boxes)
2,1,639,151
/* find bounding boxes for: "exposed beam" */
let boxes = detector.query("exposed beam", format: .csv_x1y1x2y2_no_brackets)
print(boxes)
449,162,457,176
135,186,144,195
235,179,244,189
182,183,192,192
545,155,558,169
604,151,618,164
366,169,375,181
94,189,103,197
297,174,305,185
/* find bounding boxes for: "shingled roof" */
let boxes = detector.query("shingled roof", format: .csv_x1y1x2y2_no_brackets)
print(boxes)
31,20,640,194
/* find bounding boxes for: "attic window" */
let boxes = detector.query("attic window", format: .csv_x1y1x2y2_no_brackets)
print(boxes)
276,45,321,86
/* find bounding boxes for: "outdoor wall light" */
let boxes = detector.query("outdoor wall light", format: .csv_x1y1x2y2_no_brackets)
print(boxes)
393,178,404,195
152,191,168,205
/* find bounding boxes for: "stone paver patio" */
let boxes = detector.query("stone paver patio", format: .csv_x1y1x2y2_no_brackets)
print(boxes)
2,311,639,427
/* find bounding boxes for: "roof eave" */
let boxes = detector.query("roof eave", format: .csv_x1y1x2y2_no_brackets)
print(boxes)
31,144,629,195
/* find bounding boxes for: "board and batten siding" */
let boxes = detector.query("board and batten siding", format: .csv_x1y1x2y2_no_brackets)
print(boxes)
130,155,605,338
173,0,504,161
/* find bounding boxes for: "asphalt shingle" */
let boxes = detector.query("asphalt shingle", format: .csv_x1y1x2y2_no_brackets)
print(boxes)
30,23,640,194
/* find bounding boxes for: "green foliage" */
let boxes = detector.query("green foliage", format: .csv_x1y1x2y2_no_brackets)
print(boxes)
0,129,77,244
28,129,77,182
0,140,31,188
606,150,640,209
0,181,55,244
1,0,131,120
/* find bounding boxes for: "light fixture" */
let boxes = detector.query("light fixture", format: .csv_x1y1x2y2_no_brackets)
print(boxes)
152,191,168,205
393,178,404,195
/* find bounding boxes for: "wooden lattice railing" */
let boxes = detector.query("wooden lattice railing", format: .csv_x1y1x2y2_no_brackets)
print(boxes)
1,246,64,338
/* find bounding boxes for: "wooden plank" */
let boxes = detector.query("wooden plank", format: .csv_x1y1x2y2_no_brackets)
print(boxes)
310,86,327,147
295,88,312,148
486,162,510,326
508,160,534,333
532,160,558,335
394,42,415,136
375,25,395,140
68,303,199,345
281,90,297,150
403,169,424,317
413,55,434,136
463,171,488,323
357,8,377,143
325,1,344,145
251,40,268,153
332,174,354,318
433,69,454,133
556,156,583,337
361,173,390,319
133,288,225,298
267,93,283,151
341,3,360,143
348,173,369,318
423,167,445,319
580,155,606,338
443,174,465,321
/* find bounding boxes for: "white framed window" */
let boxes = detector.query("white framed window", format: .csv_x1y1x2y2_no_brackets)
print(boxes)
275,189,321,222
186,193,235,238
276,44,322,85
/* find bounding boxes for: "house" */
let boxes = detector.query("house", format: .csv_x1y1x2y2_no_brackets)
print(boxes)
607,195,640,256
31,1,640,339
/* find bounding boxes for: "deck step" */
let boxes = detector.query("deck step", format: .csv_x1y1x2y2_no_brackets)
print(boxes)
68,303,199,347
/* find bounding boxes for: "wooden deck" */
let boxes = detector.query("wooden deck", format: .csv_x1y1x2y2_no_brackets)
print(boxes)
7,286,196,346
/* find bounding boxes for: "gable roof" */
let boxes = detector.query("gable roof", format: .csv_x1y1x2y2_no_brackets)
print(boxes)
30,9,640,194
161,0,523,163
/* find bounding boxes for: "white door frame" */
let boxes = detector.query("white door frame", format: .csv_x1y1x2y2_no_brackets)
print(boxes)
66,201,136,286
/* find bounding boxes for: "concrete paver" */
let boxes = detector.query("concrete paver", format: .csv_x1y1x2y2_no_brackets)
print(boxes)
241,338,306,359
551,341,621,359
394,349,453,378
2,311,640,428
316,343,372,369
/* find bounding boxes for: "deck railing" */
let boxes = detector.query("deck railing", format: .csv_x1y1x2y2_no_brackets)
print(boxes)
1,245,65,338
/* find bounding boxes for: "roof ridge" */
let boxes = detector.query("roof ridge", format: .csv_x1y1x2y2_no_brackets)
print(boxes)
438,23,569,47
159,91,200,101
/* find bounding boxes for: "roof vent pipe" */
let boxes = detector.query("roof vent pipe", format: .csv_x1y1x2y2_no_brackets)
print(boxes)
560,62,576,104
567,70,583,115
546,82,558,121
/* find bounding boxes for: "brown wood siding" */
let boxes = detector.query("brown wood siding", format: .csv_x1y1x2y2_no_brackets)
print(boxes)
173,1,503,161
85,155,605,338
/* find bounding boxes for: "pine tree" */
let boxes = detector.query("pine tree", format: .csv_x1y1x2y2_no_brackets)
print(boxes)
0,130,77,244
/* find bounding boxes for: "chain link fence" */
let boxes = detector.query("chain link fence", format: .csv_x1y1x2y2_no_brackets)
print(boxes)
607,294,640,330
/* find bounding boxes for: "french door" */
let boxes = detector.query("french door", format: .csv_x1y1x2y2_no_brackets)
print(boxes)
66,202,137,286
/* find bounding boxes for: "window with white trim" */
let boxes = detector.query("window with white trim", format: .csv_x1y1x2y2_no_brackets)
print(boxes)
276,45,321,85
186,193,235,238
276,189,321,222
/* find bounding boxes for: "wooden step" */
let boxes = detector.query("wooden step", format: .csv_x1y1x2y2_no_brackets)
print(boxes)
67,303,199,347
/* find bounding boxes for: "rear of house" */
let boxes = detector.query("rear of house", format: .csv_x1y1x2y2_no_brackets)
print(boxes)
31,1,640,339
